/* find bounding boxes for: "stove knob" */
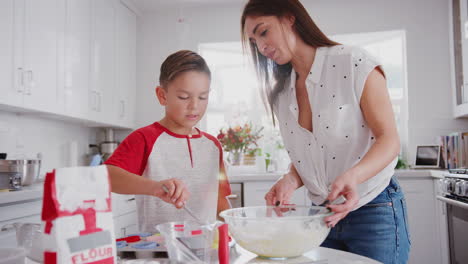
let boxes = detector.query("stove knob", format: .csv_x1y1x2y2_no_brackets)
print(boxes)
461,180,468,198
441,178,451,194
455,181,464,196
448,178,458,194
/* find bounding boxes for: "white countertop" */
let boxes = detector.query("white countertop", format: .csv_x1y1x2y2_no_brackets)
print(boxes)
229,169,447,182
394,169,446,179
25,245,382,264
231,244,382,264
0,181,44,204
229,172,284,183
0,169,448,205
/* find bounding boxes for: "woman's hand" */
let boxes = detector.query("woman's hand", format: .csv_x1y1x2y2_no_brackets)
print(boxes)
265,170,302,206
325,170,360,227
152,178,190,209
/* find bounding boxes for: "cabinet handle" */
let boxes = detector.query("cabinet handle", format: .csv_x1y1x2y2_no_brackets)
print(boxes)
127,198,135,202
94,91,99,111
17,68,24,93
97,92,102,112
120,100,125,118
94,91,98,111
121,227,126,237
0,224,14,232
91,91,96,111
91,91,99,112
25,70,33,95
226,194,238,199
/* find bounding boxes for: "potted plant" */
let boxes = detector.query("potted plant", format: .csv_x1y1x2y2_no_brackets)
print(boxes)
217,123,263,166
243,148,261,165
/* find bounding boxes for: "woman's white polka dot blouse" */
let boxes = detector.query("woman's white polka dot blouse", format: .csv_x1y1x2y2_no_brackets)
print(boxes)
273,45,397,209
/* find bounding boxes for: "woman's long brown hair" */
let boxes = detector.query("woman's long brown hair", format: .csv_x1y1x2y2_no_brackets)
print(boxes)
241,0,339,124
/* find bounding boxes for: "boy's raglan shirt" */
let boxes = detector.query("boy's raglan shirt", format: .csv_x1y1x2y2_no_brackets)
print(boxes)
105,122,231,231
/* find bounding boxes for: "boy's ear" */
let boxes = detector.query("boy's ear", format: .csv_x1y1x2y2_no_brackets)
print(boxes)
156,86,167,106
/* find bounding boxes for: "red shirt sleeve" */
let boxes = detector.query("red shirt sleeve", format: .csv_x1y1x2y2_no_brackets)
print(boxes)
104,124,162,176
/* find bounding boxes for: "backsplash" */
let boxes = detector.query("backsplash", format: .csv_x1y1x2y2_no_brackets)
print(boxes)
0,111,97,179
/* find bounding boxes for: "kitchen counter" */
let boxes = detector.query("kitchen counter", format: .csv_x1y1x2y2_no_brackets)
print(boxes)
230,244,382,264
229,172,285,183
394,169,446,179
25,245,382,264
0,181,43,204
229,169,447,183
0,170,447,204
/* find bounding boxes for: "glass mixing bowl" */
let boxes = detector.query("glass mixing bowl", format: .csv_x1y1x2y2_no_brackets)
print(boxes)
220,205,332,259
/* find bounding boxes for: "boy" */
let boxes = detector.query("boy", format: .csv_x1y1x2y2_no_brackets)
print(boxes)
105,50,231,231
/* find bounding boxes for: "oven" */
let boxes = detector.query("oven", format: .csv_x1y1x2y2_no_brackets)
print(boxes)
226,183,243,209
437,172,468,264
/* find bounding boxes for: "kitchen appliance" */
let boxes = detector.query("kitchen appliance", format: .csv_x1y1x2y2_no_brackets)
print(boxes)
90,128,119,162
0,159,41,190
219,205,332,260
437,171,468,264
227,183,243,208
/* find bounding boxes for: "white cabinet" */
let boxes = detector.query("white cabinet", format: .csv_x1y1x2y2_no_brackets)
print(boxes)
243,181,308,207
433,179,450,264
21,0,64,113
112,193,137,238
115,2,137,128
398,177,447,264
62,0,92,119
64,0,136,127
0,0,22,107
0,0,137,128
0,0,64,113
0,199,42,248
452,0,468,117
90,0,116,123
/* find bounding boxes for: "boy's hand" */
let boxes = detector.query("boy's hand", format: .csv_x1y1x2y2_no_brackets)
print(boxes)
152,178,190,209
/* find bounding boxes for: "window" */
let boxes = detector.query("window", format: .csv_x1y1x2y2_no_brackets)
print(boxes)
332,30,408,157
199,30,408,167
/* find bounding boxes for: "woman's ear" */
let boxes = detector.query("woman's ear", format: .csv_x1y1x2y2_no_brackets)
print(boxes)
156,86,167,106
285,14,295,26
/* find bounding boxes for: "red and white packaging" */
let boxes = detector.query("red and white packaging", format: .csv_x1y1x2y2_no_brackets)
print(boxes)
41,165,116,264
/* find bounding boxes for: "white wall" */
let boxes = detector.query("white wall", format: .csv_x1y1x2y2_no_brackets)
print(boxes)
0,111,97,178
136,0,468,165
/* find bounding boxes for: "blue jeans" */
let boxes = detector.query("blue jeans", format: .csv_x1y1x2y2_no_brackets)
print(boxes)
320,177,411,264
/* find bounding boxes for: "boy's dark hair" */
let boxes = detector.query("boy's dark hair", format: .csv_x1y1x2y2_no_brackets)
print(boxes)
159,50,211,88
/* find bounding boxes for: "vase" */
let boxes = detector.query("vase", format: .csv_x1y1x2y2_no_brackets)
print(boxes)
229,151,242,166
242,154,256,165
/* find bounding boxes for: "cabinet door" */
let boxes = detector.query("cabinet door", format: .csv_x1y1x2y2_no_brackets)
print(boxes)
399,178,443,264
112,193,137,217
113,212,138,238
433,179,450,264
22,0,64,113
90,0,115,122
62,0,91,118
115,2,136,128
0,0,23,107
243,181,307,207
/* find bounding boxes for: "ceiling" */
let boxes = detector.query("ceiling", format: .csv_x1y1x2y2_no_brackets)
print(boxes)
133,0,245,12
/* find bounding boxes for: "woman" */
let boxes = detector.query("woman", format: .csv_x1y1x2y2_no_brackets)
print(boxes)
241,0,410,263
